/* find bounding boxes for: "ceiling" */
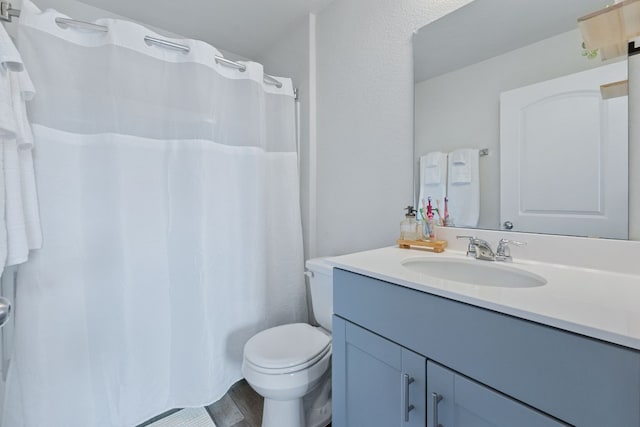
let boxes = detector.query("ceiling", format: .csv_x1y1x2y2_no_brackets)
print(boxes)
76,0,335,59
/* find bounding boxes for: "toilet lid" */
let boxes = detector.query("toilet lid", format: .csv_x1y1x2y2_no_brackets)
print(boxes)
244,323,331,371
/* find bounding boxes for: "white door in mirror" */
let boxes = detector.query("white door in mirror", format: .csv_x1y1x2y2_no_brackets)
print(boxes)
500,60,628,239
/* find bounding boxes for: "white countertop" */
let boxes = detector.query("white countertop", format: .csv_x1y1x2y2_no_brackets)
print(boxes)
327,246,640,351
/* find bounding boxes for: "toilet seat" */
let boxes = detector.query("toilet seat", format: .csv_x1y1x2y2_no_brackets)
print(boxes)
244,323,331,375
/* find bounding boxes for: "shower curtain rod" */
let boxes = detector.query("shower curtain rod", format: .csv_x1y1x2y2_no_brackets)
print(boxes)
0,1,284,89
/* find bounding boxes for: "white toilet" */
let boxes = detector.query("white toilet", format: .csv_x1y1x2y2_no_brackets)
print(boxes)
242,258,333,427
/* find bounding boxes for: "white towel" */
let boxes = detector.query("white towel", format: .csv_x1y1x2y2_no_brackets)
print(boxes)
422,151,444,185
18,72,35,101
449,150,472,184
0,69,18,138
0,53,42,268
0,25,34,143
447,148,480,227
418,152,447,220
10,72,35,149
4,137,28,266
0,23,23,72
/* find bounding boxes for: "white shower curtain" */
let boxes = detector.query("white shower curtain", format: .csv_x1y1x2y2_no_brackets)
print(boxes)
2,1,306,426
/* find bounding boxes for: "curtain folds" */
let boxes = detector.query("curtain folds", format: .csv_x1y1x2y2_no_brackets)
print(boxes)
2,1,306,426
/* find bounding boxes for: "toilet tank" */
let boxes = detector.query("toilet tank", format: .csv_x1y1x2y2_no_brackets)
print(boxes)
305,258,333,332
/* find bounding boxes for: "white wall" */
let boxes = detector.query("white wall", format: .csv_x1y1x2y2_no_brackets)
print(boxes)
255,16,314,260
415,29,623,230
313,0,471,257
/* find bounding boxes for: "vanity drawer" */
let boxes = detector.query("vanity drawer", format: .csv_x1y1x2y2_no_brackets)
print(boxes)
334,268,640,427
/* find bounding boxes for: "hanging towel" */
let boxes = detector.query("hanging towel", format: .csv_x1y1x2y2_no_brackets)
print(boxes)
10,72,34,149
449,150,472,184
0,23,23,72
0,70,18,139
0,25,34,141
4,137,28,266
5,71,41,266
422,151,444,184
447,148,480,227
418,152,447,219
0,34,42,268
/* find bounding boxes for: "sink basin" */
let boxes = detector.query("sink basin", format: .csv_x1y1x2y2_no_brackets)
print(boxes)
401,257,547,288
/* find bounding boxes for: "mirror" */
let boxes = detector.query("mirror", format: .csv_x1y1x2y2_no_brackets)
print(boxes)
413,0,636,240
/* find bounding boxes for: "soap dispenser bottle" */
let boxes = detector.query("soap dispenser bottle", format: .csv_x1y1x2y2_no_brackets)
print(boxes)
400,206,419,240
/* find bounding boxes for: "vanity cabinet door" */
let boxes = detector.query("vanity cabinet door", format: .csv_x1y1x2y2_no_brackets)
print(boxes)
427,361,567,427
333,316,426,427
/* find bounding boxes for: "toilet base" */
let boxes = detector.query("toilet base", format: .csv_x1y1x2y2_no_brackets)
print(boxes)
259,368,331,427
262,397,304,427
303,370,332,427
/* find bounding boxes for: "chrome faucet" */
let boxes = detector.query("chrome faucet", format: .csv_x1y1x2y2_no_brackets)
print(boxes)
457,236,527,262
456,236,495,261
495,239,526,262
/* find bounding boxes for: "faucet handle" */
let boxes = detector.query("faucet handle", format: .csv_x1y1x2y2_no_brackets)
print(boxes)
496,239,526,261
456,235,477,257
498,238,526,248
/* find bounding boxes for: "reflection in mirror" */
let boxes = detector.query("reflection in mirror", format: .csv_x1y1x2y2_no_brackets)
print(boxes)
413,0,636,240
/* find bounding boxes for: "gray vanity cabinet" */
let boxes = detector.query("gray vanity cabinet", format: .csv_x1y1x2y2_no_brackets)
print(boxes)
427,361,566,427
333,268,640,427
332,315,426,427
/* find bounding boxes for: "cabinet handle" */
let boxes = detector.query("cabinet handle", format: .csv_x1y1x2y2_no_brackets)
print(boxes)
0,297,10,328
403,374,415,422
432,392,443,427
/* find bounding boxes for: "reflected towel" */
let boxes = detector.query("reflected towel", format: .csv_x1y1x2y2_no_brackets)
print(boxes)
422,151,445,185
447,148,480,227
418,152,447,219
450,149,472,184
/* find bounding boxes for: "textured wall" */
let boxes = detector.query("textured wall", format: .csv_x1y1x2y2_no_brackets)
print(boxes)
255,18,313,260
314,0,471,257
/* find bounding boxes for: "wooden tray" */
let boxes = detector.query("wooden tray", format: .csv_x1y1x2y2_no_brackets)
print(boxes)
397,239,447,253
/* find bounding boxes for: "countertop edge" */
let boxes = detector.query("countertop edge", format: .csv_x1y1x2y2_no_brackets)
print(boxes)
328,256,640,352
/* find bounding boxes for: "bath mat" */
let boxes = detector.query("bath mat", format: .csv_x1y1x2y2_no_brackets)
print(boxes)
147,407,216,427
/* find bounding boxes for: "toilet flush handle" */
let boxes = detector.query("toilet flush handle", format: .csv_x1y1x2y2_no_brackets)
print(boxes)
304,271,314,278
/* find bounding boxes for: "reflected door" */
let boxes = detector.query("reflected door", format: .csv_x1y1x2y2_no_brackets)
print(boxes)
500,61,628,239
